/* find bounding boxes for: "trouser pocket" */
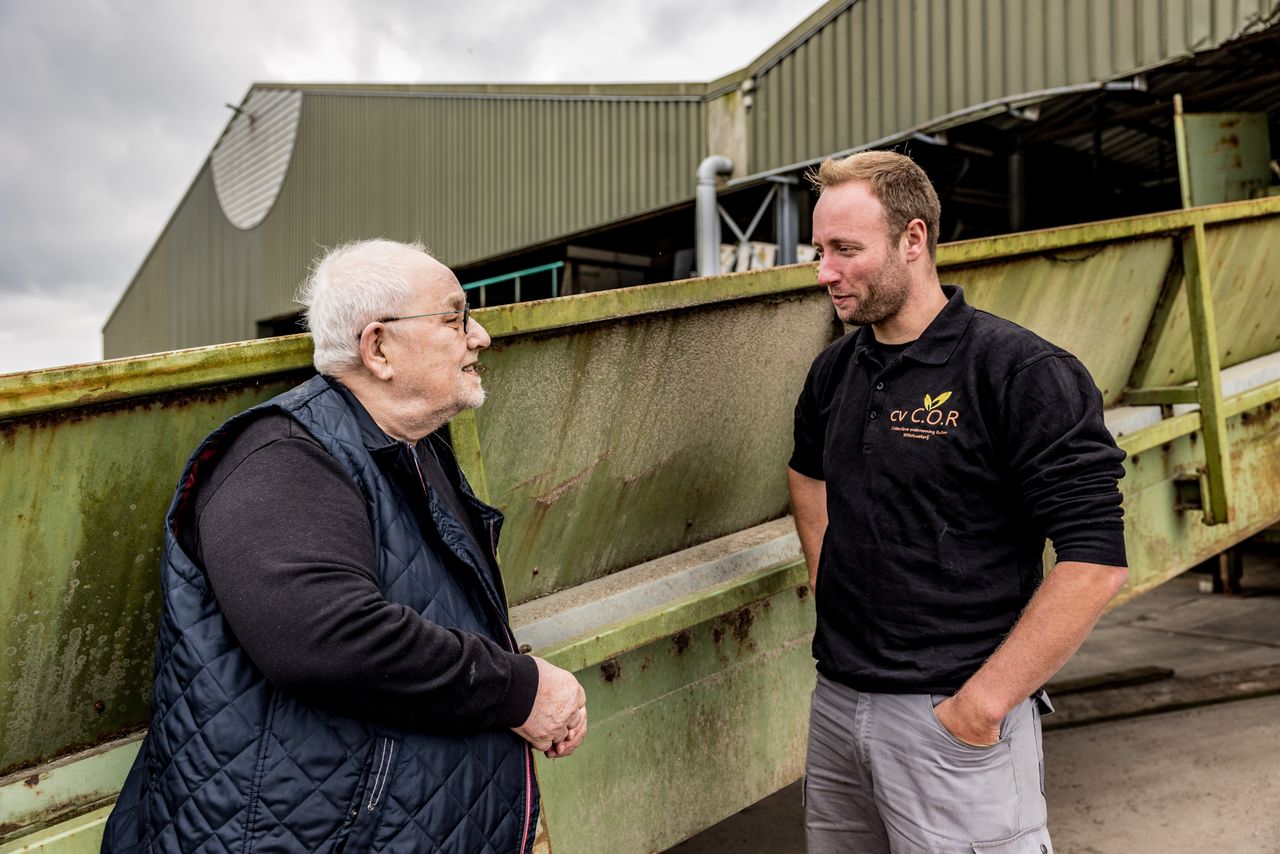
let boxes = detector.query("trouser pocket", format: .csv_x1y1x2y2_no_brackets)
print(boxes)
971,820,1053,853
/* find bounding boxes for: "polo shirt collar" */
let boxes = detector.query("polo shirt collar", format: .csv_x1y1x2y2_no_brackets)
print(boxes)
850,285,974,366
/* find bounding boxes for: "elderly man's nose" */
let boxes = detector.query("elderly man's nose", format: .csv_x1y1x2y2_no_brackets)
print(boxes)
470,318,492,349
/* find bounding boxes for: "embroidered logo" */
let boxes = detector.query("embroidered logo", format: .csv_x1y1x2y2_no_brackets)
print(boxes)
889,391,960,441
922,391,952,411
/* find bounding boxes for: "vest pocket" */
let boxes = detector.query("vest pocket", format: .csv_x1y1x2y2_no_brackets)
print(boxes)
335,736,400,852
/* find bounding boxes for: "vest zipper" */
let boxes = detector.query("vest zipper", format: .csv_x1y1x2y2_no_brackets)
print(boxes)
411,445,533,853
366,737,395,812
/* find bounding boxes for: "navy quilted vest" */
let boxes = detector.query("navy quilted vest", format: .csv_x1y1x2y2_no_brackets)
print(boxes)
104,376,538,853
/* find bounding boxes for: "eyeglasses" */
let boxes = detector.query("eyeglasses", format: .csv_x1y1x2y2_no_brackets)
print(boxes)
358,304,469,340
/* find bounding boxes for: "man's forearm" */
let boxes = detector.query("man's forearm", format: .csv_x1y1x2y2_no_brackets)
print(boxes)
787,467,828,590
940,560,1129,743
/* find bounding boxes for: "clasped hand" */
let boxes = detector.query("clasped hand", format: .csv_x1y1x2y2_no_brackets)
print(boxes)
512,656,588,759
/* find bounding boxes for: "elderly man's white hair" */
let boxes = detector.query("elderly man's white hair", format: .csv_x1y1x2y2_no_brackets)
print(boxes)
297,239,429,375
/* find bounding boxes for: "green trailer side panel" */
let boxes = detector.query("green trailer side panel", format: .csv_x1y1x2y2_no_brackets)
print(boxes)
0,376,306,775
945,237,1174,405
1117,400,1280,605
474,291,834,604
1141,217,1280,387
536,583,816,854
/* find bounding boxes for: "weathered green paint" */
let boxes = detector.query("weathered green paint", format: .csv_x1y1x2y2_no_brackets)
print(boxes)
1137,213,1280,386
0,737,139,846
938,195,1280,266
0,375,310,777
1117,378,1280,458
5,196,1280,849
1175,94,1195,211
539,560,807,676
1124,387,1199,406
1114,395,1280,606
0,336,313,421
535,582,816,854
469,290,831,604
475,263,819,340
1127,248,1185,390
0,806,113,854
1181,223,1233,524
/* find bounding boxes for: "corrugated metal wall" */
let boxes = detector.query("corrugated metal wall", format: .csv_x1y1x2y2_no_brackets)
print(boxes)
105,0,1278,355
256,92,705,321
748,0,1278,173
104,166,260,358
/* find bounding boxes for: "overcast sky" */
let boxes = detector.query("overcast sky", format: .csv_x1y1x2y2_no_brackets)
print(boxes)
0,0,821,375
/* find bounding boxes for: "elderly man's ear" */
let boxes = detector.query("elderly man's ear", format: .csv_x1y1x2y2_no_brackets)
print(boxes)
359,325,395,380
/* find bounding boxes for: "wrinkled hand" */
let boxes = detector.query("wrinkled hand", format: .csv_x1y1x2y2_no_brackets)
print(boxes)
512,656,588,759
933,694,1001,748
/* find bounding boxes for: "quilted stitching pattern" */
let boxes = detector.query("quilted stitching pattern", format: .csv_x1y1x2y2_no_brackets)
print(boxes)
106,377,537,853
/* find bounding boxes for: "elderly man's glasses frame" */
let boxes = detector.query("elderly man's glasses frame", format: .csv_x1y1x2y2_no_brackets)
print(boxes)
358,305,469,340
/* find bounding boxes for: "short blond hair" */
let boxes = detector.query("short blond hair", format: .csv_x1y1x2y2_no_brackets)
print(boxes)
809,151,941,259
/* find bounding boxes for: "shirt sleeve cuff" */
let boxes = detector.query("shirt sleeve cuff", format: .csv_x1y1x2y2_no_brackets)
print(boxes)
494,651,540,729
787,453,824,481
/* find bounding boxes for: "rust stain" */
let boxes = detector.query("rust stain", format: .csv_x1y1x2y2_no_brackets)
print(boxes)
796,585,810,600
533,450,612,507
512,470,552,492
619,447,683,486
671,630,692,655
533,821,552,853
711,626,725,644
23,773,41,787
600,658,621,683
730,607,754,644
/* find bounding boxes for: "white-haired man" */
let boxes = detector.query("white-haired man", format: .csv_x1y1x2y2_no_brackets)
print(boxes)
104,240,584,853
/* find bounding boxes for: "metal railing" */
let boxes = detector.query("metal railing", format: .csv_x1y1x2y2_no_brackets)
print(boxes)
463,261,563,307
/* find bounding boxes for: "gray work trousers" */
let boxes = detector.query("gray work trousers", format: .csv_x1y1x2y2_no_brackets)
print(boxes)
804,672,1053,853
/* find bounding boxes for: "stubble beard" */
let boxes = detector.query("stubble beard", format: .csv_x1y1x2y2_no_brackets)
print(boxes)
836,254,911,327
458,376,486,411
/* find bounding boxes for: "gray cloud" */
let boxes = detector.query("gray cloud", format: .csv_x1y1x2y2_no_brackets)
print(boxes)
0,0,818,374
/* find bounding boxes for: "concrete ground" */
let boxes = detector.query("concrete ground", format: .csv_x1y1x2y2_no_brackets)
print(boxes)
670,545,1280,853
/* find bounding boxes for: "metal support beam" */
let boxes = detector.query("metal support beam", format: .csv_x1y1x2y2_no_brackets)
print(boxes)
1127,248,1186,390
772,176,800,265
1172,93,1232,526
1124,387,1200,406
1008,144,1025,232
1180,223,1233,526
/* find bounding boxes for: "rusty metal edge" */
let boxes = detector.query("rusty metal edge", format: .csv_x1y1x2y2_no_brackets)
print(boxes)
0,335,315,422
5,196,1278,423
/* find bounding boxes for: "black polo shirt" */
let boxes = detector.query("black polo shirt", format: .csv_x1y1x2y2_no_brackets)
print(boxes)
790,285,1127,694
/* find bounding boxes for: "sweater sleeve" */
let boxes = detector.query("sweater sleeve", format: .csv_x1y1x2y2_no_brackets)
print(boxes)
1000,353,1128,567
196,422,538,733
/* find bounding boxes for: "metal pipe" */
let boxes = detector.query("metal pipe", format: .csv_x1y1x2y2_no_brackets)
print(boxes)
773,177,799,265
696,155,734,276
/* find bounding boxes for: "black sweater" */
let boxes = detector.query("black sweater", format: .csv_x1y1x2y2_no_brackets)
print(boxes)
184,412,539,733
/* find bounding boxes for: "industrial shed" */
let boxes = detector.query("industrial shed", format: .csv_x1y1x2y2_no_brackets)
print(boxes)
104,0,1280,358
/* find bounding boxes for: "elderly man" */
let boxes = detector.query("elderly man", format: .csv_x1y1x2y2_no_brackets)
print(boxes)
788,152,1128,853
104,240,585,853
